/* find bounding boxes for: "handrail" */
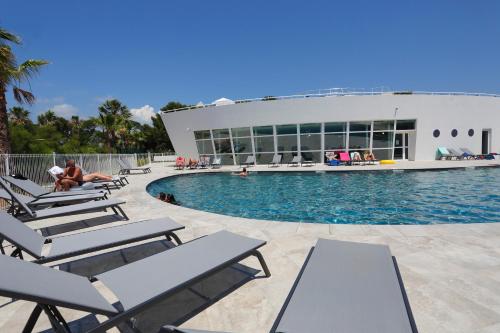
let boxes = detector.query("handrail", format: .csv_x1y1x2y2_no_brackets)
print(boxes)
160,90,500,114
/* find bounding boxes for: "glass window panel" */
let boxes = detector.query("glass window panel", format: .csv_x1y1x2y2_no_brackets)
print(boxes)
194,130,211,140
396,119,416,130
349,121,371,132
220,154,234,165
232,137,252,154
300,134,321,151
325,122,346,132
253,126,274,136
372,149,393,160
301,151,321,163
255,153,275,164
231,127,250,137
277,135,298,152
372,131,394,149
212,128,230,139
324,133,346,150
196,140,214,154
373,120,394,131
235,154,253,165
349,132,370,149
300,123,321,134
254,136,274,152
214,138,232,154
276,124,297,135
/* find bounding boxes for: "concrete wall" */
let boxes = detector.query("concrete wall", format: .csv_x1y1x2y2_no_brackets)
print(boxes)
160,94,500,161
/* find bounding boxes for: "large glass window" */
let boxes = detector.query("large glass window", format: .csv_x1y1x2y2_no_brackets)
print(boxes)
325,122,346,132
194,130,211,140
373,120,394,131
256,153,275,164
276,124,297,135
277,135,298,152
253,126,273,136
371,149,392,160
324,133,346,150
300,123,321,134
349,121,371,132
212,128,230,139
231,127,251,137
349,132,370,149
301,151,322,163
300,134,321,151
232,137,252,154
254,136,274,152
214,138,232,154
196,140,214,154
396,119,416,130
235,154,253,165
372,131,394,149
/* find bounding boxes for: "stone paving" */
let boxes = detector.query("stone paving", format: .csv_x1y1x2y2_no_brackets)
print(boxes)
1,159,500,333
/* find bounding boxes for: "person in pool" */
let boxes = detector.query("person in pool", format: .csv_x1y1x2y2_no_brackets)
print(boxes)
157,192,167,201
166,193,179,205
239,167,248,177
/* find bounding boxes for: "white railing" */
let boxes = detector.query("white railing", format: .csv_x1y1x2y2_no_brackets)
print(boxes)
160,89,500,114
0,153,173,188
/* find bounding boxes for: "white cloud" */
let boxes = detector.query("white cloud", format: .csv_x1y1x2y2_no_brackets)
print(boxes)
130,105,155,124
52,104,79,118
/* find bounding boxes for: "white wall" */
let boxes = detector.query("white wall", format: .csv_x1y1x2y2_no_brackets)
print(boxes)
160,94,500,161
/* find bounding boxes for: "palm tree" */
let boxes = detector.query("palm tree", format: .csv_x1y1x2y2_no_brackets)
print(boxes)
37,110,57,126
8,106,31,125
0,27,48,153
97,99,131,152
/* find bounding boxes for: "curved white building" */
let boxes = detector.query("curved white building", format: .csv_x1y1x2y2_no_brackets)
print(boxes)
160,91,499,164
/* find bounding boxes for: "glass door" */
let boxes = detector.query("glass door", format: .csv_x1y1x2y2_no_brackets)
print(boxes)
394,132,409,160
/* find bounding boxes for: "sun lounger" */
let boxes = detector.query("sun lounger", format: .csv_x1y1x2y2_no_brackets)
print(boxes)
175,157,186,170
198,156,210,169
0,211,183,264
1,176,106,199
0,230,270,333
161,327,229,333
0,189,103,210
240,155,255,167
339,152,352,165
270,239,417,333
288,155,301,167
211,156,222,169
437,147,451,160
268,154,282,167
118,159,151,174
459,147,478,160
446,148,463,160
0,178,127,221
80,167,128,187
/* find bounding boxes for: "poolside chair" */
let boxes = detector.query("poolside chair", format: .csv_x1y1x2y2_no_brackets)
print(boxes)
80,166,128,187
0,178,128,221
240,155,255,167
0,230,270,333
459,147,477,160
198,156,210,169
270,239,418,333
175,157,186,170
0,188,104,210
437,147,451,160
268,154,282,167
118,159,152,174
48,171,113,194
161,327,229,333
2,176,107,199
211,156,222,169
0,211,183,264
288,155,301,167
350,152,363,165
338,152,352,165
447,148,464,160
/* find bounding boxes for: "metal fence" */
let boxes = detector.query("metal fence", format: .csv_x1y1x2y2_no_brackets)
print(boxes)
0,153,174,188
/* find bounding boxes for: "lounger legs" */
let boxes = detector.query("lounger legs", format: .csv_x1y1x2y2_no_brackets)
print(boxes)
111,205,129,220
253,250,271,277
166,232,183,245
23,304,70,333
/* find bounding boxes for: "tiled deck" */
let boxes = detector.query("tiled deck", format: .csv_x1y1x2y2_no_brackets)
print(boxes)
1,159,500,333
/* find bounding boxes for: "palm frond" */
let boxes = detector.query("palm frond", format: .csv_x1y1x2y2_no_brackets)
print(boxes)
12,86,35,105
15,59,49,81
0,28,21,45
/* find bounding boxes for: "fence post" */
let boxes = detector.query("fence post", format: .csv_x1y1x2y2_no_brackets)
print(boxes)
109,154,112,175
79,155,83,168
97,154,100,173
134,153,138,167
148,152,151,165
52,152,56,166
5,154,10,175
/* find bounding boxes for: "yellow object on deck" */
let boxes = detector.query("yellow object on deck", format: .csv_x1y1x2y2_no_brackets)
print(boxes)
380,160,396,165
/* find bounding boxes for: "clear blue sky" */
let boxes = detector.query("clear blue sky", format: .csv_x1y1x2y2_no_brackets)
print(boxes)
3,0,500,123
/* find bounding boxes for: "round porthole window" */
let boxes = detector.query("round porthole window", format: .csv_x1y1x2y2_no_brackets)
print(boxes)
451,129,458,137
468,129,474,137
433,129,440,138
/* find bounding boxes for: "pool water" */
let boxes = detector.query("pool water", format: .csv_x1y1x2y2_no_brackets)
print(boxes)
147,168,500,225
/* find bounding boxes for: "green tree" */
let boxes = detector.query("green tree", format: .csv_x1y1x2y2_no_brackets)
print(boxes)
160,101,187,112
8,106,31,125
0,27,48,153
97,99,131,152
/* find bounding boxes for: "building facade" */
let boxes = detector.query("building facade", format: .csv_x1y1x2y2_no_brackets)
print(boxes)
160,92,500,164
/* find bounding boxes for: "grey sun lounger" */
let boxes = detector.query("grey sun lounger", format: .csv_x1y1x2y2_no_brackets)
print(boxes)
211,156,222,169
0,188,103,209
80,166,128,187
288,155,301,167
268,154,282,167
118,159,152,174
48,171,114,194
0,211,183,264
270,239,417,333
0,230,270,333
447,148,464,160
2,175,107,199
161,327,230,333
240,155,255,167
0,178,128,221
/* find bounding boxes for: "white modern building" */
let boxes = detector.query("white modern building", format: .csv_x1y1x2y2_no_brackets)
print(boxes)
160,91,499,164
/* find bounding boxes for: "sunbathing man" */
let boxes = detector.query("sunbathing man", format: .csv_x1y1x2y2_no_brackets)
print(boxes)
55,160,113,191
363,151,376,161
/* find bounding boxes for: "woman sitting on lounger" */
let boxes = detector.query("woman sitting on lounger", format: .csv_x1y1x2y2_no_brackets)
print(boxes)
363,151,376,161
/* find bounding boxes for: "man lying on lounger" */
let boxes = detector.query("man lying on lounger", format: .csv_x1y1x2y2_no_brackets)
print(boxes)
55,159,113,191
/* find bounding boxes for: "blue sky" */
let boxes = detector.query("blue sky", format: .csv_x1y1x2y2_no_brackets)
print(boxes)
3,0,500,123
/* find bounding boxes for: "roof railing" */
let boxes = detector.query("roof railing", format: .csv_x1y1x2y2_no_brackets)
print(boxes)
160,90,500,114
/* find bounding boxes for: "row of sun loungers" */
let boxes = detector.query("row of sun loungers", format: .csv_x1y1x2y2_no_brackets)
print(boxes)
437,147,496,160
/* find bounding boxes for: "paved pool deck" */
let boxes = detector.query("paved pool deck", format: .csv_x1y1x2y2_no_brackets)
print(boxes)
1,159,500,333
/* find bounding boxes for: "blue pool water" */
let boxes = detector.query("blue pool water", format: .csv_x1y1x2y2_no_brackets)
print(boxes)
147,168,500,225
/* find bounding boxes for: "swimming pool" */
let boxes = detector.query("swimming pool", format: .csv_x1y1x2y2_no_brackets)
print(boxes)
146,168,500,225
